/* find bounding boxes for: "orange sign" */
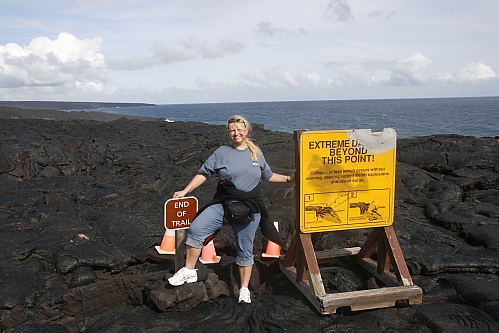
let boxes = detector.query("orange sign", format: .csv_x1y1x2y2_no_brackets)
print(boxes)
164,197,198,230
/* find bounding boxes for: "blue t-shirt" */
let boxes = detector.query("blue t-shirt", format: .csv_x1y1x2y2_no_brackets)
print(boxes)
198,144,274,192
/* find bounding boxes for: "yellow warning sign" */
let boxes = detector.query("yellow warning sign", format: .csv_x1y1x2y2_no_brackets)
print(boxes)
299,129,396,233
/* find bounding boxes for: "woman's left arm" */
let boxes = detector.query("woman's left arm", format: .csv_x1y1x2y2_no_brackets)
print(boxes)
267,169,296,183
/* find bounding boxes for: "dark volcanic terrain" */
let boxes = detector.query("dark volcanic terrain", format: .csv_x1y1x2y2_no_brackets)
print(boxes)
0,105,498,333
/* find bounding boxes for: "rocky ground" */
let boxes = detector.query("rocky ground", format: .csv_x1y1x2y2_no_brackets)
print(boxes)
0,106,498,332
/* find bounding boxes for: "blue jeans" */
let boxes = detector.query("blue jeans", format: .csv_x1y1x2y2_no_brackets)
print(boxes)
186,203,260,266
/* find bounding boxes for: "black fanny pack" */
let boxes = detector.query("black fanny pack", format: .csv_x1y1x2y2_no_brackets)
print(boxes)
224,200,252,225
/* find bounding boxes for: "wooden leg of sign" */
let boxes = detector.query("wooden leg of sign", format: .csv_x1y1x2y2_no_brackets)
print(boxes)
300,233,326,297
281,233,308,283
356,226,413,287
381,225,413,286
281,233,315,284
296,236,307,283
356,227,380,258
175,229,186,272
281,234,298,270
280,232,326,313
281,226,422,315
378,229,390,275
280,233,324,313
318,226,422,314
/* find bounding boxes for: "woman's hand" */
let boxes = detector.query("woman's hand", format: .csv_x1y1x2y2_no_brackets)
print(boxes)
268,169,297,183
173,190,188,198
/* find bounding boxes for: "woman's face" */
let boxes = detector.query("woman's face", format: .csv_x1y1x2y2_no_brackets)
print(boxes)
228,122,248,146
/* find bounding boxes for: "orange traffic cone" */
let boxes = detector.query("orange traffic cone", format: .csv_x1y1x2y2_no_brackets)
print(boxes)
155,228,176,255
199,240,221,264
262,222,281,258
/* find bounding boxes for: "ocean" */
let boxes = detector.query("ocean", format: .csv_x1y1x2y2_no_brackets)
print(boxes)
79,96,499,139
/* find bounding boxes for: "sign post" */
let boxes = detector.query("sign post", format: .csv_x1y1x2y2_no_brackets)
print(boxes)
164,197,198,271
280,129,422,314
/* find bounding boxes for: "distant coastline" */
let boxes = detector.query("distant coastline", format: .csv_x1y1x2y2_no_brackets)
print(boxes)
0,101,155,111
2,98,498,138
0,101,160,122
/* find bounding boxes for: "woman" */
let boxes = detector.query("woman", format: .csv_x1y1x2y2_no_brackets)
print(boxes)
168,114,295,304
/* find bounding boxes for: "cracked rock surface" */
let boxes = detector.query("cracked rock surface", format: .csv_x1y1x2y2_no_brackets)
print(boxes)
1,106,498,332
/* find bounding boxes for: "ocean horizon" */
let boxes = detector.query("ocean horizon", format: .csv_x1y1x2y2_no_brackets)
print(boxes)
77,96,499,139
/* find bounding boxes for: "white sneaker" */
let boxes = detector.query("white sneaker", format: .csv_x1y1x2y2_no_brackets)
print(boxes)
238,286,251,304
168,267,198,286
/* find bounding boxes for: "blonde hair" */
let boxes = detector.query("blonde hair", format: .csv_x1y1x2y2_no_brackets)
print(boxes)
227,114,260,162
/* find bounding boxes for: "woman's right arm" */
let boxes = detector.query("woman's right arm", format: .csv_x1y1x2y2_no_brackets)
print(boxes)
173,173,208,198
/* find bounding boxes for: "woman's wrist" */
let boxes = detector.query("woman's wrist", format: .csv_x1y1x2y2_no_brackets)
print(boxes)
286,175,290,182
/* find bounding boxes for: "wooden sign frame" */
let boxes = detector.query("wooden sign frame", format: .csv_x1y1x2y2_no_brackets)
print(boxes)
280,130,422,315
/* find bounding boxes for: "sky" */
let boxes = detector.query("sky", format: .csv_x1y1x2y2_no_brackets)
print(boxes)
0,0,498,104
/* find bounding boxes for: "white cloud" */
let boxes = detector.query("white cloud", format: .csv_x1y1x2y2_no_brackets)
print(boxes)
1,1,498,104
323,0,353,22
458,62,496,81
366,10,396,22
195,38,246,59
76,81,103,92
324,54,435,87
176,52,498,101
0,32,107,89
155,36,246,61
364,53,433,86
108,36,246,71
253,21,308,36
389,53,433,85
107,56,159,71
239,67,332,90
